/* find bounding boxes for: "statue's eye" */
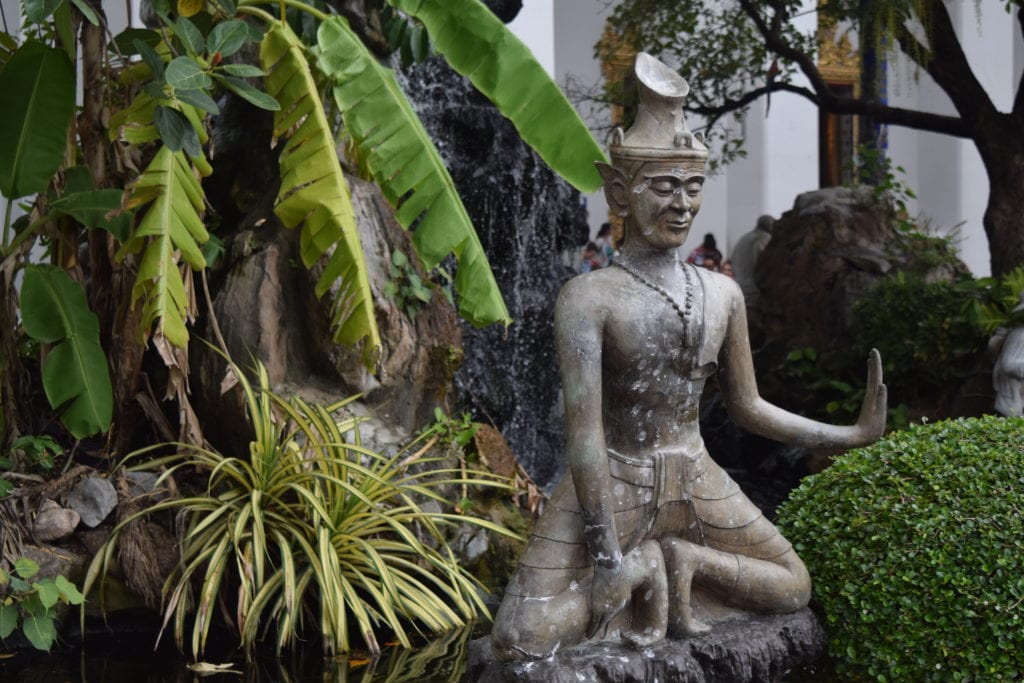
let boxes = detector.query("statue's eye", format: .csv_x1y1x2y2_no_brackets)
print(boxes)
650,180,676,195
686,182,702,197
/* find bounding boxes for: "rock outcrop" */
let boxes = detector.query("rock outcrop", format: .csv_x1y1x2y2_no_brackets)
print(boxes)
465,609,826,683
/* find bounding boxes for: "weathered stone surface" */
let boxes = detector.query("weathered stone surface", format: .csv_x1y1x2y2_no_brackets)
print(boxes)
465,610,825,683
756,186,967,359
32,499,80,542
67,476,117,528
194,173,463,453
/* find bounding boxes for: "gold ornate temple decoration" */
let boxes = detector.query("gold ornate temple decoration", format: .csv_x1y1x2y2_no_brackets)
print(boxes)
817,12,861,187
817,18,860,86
597,23,636,127
597,23,638,240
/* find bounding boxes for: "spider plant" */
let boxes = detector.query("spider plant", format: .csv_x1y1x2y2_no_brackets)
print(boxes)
82,361,515,658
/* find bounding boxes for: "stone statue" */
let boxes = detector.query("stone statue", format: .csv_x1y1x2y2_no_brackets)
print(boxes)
490,53,887,662
991,291,1024,416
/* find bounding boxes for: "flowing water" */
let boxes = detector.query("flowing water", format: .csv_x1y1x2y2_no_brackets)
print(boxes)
398,58,589,489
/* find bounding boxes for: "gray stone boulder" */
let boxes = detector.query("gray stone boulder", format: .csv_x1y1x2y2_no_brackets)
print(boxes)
465,609,825,683
67,476,117,528
755,186,967,357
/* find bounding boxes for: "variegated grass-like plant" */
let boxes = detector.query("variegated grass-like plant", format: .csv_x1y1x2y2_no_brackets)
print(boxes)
83,361,515,657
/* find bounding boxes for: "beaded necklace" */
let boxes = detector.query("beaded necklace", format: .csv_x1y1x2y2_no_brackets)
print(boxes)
613,259,696,347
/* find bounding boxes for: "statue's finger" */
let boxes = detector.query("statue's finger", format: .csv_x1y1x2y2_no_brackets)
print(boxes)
869,348,883,385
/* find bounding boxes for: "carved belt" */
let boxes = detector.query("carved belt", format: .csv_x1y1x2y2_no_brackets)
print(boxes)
606,447,706,506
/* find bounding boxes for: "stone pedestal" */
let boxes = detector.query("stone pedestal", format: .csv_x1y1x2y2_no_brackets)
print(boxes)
464,609,825,683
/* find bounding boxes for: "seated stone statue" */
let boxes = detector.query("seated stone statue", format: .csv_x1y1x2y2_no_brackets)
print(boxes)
491,52,887,662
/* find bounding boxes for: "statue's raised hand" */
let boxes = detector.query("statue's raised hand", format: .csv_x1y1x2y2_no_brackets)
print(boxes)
855,349,887,444
586,563,631,640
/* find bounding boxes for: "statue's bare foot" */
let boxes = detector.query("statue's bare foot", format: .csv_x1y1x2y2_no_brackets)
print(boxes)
669,611,711,638
620,540,668,648
661,537,713,638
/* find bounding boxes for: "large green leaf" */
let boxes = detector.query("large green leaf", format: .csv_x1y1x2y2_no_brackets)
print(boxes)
388,0,607,193
50,189,132,241
117,146,208,347
316,17,510,328
20,265,113,438
260,21,381,361
0,40,75,200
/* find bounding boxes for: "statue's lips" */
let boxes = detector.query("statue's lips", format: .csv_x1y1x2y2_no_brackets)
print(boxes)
664,220,690,231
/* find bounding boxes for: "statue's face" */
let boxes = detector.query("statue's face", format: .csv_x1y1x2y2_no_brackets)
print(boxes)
627,161,704,250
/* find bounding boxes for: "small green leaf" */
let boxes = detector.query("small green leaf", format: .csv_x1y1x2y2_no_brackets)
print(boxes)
50,189,131,241
23,0,62,23
15,557,40,580
154,106,201,157
109,28,161,55
0,603,17,639
216,75,279,110
33,581,60,609
176,88,220,115
54,576,84,605
21,612,56,651
135,39,165,81
218,63,265,77
175,17,206,56
68,0,99,25
165,56,212,90
207,19,248,57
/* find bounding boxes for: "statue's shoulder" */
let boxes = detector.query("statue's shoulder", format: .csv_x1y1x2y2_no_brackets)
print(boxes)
556,268,624,317
698,267,744,301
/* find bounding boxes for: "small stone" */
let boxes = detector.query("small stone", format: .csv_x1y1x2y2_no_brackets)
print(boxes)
125,471,168,502
67,476,118,527
33,499,80,542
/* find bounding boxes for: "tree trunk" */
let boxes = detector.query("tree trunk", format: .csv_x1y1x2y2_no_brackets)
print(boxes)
984,170,1024,277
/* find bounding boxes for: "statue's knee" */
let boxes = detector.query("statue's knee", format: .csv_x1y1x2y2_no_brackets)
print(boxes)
490,593,585,661
764,553,811,612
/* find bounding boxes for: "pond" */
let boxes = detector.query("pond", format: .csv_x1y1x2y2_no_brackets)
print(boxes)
1,619,841,682
1,621,473,683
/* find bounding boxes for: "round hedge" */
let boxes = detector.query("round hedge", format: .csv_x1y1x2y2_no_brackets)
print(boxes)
776,416,1024,682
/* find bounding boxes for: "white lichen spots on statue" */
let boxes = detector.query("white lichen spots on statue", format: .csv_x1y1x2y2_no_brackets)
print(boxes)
613,483,626,496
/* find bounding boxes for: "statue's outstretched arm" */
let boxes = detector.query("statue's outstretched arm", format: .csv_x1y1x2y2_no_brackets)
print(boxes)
554,281,631,638
717,282,887,449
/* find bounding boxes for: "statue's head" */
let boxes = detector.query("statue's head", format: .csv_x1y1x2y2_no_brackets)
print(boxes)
597,53,707,250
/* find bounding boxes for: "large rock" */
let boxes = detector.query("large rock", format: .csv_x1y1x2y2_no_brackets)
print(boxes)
465,609,825,683
756,186,966,359
195,174,463,450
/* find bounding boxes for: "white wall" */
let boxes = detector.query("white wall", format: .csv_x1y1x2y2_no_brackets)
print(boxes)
507,0,555,77
886,0,1019,277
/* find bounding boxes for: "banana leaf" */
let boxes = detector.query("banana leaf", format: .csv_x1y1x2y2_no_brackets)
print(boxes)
0,40,75,200
20,265,113,438
388,0,607,193
261,21,382,364
117,146,208,347
317,17,511,328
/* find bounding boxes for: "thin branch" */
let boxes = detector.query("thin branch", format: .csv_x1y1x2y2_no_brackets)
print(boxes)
688,81,819,118
736,0,970,138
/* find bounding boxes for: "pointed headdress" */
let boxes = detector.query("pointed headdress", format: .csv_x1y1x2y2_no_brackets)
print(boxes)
609,53,708,171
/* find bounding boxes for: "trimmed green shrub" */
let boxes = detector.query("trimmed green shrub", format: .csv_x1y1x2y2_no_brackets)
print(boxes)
777,416,1024,682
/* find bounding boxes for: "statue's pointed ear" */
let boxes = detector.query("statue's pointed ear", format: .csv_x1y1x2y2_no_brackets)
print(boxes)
596,162,629,215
